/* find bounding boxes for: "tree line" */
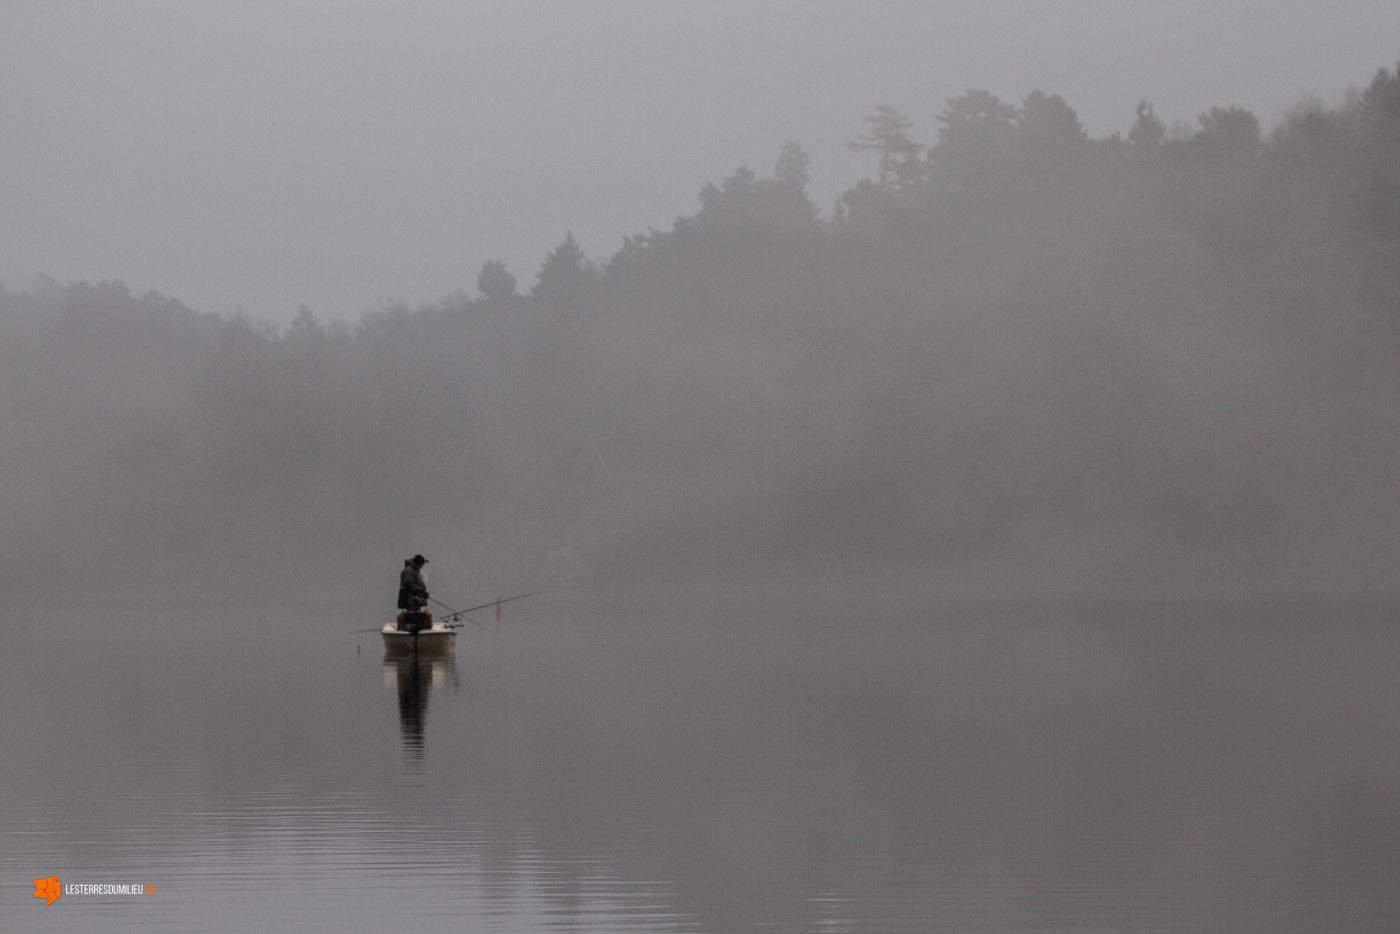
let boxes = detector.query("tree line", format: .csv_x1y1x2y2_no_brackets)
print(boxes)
3,62,1397,602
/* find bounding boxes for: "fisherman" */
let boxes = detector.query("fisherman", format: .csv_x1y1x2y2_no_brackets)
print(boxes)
397,554,430,617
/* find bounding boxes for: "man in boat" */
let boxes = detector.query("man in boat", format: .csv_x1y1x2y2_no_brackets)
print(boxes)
396,554,431,631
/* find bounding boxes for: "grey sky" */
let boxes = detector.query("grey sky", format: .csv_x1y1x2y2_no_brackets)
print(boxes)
4,1,1397,322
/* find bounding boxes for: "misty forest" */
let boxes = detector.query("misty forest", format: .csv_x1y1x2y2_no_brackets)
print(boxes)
4,62,1398,604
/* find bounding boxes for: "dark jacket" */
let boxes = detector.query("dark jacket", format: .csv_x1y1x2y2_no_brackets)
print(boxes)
397,561,429,611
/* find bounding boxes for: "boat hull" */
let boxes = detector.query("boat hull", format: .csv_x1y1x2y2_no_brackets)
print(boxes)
381,624,457,654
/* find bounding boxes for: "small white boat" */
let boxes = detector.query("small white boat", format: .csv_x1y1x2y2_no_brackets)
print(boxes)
381,614,457,654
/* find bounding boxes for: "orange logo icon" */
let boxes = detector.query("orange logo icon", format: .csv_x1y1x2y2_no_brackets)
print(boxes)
33,875,61,906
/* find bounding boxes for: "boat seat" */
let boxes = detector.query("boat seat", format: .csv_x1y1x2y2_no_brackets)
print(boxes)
396,611,433,633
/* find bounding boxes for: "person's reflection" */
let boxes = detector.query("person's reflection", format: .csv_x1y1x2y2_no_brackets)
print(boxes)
383,650,457,766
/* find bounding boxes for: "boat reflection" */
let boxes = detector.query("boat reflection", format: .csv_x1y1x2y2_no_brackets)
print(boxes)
382,649,458,766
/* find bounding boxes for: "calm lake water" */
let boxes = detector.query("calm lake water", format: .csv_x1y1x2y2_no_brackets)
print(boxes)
3,594,1398,931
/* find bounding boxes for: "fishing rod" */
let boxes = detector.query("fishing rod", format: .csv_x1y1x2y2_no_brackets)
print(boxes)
437,592,544,630
345,598,475,635
348,591,542,634
427,596,492,633
446,592,544,617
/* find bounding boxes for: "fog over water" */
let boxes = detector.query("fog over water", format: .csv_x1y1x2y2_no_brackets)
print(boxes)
3,3,1400,930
